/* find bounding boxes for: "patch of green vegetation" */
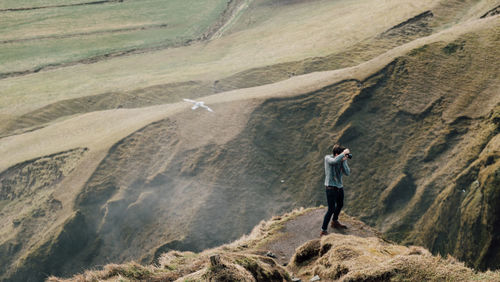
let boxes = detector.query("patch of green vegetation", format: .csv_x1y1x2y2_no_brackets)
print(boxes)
0,0,228,73
1,0,225,39
163,264,176,271
0,29,172,73
490,105,500,125
442,42,463,55
0,0,85,9
235,256,259,269
118,263,154,280
408,44,429,56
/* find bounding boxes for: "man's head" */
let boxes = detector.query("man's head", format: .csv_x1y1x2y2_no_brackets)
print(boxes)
332,144,345,156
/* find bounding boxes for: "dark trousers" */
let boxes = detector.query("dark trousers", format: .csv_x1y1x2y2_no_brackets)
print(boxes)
321,186,344,231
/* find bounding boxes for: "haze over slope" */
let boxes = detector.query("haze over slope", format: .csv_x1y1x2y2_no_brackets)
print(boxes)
0,0,499,281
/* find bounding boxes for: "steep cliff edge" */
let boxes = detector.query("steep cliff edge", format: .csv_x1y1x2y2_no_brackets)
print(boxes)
48,208,500,281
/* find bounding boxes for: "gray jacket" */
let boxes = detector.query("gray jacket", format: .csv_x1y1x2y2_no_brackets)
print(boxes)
324,153,350,187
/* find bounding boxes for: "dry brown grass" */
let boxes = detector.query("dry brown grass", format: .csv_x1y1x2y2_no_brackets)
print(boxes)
48,208,500,281
47,207,311,281
288,230,500,281
47,262,161,282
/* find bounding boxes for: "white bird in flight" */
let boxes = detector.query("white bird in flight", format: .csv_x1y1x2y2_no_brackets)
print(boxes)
183,99,214,112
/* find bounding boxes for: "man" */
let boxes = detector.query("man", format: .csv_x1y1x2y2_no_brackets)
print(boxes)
321,144,350,236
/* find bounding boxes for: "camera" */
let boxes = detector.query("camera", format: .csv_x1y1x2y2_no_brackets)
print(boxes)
347,153,353,159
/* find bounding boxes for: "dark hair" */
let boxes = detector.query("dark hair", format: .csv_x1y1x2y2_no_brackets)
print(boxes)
332,144,345,155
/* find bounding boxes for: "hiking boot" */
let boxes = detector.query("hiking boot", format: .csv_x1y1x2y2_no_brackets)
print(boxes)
320,230,328,236
331,220,347,229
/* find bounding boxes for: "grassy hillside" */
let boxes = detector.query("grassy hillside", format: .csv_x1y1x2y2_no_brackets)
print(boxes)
0,0,102,10
0,0,499,281
0,0,439,117
0,0,493,136
0,0,229,74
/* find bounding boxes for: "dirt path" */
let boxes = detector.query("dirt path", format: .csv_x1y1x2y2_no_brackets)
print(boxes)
263,208,381,265
209,0,252,40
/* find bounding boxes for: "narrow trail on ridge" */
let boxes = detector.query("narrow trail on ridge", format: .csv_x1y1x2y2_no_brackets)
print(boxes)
263,208,382,265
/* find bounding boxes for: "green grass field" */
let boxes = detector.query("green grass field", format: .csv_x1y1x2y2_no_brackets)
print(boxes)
1,0,438,117
0,0,89,10
0,0,228,73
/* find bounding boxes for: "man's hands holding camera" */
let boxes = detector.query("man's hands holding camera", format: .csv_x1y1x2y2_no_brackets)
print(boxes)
342,148,350,161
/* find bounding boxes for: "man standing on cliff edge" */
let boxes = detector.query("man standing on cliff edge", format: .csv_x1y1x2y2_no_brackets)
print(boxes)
321,144,351,236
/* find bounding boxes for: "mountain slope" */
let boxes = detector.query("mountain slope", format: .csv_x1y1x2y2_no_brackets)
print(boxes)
0,1,499,281
2,0,495,137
